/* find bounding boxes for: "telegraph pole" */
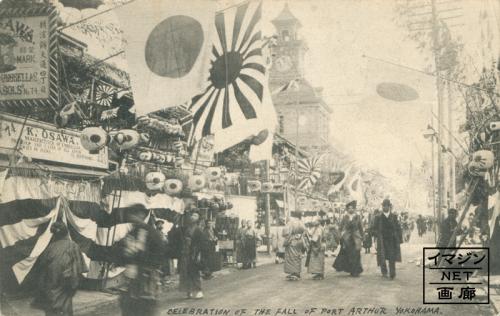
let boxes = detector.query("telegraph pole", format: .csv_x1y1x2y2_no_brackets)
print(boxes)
431,0,446,231
403,0,464,238
265,160,271,254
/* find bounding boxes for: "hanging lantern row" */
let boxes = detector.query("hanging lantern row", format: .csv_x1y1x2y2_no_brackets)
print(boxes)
247,180,276,193
80,127,149,154
137,116,185,137
135,149,185,167
144,166,226,195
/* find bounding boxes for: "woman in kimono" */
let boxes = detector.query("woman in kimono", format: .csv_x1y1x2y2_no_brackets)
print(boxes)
235,219,247,268
178,212,209,299
283,214,308,280
241,220,260,269
33,222,87,316
306,220,326,280
203,219,220,273
333,201,363,277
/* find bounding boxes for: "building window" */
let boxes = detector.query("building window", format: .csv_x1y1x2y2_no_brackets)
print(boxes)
282,30,290,41
279,114,285,134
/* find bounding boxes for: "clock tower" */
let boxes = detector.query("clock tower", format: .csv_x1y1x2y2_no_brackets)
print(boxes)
269,3,331,155
269,3,307,85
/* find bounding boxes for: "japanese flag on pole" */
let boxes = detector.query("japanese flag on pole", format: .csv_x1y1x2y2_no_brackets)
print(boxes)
116,0,216,116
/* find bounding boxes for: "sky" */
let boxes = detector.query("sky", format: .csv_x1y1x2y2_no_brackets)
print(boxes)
52,0,499,213
261,0,433,181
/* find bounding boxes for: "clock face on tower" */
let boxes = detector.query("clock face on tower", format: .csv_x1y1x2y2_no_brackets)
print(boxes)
275,55,293,72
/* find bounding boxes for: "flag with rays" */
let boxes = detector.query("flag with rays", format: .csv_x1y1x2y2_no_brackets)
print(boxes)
188,0,277,153
327,163,353,196
297,155,324,191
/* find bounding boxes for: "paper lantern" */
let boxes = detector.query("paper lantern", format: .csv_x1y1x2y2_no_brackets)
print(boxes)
261,182,273,193
152,153,166,164
165,153,175,164
54,113,69,128
164,179,183,195
80,127,108,154
138,151,153,162
189,175,206,191
139,132,150,144
247,180,261,192
206,167,222,181
110,129,141,151
145,171,165,191
469,150,494,177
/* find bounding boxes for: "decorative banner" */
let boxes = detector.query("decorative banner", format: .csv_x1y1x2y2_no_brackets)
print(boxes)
0,5,58,107
192,135,215,168
116,0,216,115
0,113,108,169
188,1,277,153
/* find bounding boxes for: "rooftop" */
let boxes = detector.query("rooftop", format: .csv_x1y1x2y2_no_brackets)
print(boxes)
271,3,302,27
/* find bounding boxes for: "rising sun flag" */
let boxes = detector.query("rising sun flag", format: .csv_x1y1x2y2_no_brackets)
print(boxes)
188,0,276,153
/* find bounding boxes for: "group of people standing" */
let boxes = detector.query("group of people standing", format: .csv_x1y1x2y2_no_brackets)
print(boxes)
281,198,403,281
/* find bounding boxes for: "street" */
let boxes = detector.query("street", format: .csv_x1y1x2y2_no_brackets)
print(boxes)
96,231,493,316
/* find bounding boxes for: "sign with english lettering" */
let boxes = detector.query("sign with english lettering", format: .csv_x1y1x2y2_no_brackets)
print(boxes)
0,113,108,169
0,5,58,107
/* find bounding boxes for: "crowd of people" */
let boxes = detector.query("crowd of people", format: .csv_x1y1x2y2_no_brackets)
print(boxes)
278,199,405,281
34,196,446,316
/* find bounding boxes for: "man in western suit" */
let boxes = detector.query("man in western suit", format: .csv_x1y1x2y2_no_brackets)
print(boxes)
374,199,402,280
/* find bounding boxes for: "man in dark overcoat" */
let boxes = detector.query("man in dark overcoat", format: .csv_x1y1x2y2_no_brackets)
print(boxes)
373,199,402,280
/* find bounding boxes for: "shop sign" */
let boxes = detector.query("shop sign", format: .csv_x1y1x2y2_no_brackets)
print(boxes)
0,113,108,169
0,5,58,107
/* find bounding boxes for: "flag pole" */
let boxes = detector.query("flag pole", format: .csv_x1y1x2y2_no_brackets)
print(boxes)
294,106,299,213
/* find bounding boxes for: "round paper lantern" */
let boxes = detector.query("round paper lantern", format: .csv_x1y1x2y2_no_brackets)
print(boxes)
80,127,108,154
145,171,165,191
139,132,150,144
206,167,222,181
164,179,183,195
247,180,261,192
261,182,273,193
189,175,206,191
110,129,140,151
54,113,69,127
152,153,166,164
138,151,153,162
165,153,175,164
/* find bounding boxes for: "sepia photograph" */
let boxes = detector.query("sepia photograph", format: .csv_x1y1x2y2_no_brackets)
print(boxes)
0,0,499,315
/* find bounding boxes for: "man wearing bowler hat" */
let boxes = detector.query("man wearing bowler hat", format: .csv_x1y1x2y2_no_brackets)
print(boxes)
373,199,402,280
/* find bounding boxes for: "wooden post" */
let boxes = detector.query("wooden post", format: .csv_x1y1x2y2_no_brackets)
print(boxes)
265,160,271,254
